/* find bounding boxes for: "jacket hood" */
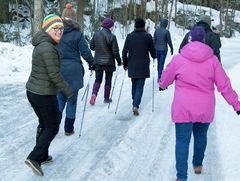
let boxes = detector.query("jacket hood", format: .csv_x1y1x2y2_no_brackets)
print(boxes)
160,19,168,28
196,21,212,33
180,41,214,63
63,19,81,34
32,30,53,46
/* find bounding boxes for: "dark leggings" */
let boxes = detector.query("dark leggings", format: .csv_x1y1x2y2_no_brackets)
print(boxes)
95,69,113,86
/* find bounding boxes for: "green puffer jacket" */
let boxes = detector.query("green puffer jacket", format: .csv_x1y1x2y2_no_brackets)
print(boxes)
26,30,72,97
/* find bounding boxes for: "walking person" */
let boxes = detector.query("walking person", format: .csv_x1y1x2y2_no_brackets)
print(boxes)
159,26,240,181
25,14,74,176
153,19,173,81
179,14,221,62
57,18,94,136
89,18,122,105
122,18,156,115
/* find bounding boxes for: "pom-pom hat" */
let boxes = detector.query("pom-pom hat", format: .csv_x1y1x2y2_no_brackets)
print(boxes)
42,14,63,33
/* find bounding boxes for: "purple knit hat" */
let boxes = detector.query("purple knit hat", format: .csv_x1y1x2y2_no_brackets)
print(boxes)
190,26,206,42
101,18,114,29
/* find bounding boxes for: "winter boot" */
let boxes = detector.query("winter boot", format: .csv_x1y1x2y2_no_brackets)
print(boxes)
25,159,44,176
41,155,53,165
64,117,75,136
90,94,97,106
104,98,112,103
104,85,112,103
132,107,139,116
194,166,202,174
90,82,100,105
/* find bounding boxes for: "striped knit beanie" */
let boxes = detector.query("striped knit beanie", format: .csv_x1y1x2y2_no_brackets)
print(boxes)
42,14,63,32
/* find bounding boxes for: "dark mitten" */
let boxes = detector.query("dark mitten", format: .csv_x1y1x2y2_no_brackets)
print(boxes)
171,48,174,55
89,64,95,70
159,87,164,91
237,111,240,115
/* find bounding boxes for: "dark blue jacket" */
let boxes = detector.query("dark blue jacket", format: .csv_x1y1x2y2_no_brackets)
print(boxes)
58,19,94,91
122,28,156,78
154,22,173,51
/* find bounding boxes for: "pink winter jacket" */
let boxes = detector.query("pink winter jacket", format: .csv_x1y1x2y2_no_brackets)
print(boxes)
159,41,240,123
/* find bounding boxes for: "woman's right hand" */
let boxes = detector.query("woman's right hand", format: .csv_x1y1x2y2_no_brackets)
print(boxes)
237,111,240,115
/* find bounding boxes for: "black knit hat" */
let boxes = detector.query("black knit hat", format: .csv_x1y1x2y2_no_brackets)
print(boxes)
134,18,145,28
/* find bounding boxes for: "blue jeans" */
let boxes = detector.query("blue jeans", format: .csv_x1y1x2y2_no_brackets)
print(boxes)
156,50,167,80
131,78,145,108
57,91,78,119
175,123,210,181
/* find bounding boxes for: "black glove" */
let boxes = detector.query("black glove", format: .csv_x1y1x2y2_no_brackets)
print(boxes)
123,65,128,70
117,61,122,66
237,111,240,115
159,87,164,91
171,48,173,55
89,64,95,70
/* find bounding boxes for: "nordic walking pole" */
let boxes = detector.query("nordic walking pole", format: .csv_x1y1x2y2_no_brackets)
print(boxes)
81,84,88,101
152,59,155,112
108,66,119,109
115,70,126,114
79,71,93,137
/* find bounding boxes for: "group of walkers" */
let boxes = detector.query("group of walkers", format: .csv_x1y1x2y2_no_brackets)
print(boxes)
24,3,240,180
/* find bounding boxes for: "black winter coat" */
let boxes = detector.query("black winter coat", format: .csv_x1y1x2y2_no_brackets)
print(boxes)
90,28,121,71
122,28,156,78
179,21,221,61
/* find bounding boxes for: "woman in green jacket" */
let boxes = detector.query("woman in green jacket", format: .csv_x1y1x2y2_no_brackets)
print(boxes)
25,14,73,176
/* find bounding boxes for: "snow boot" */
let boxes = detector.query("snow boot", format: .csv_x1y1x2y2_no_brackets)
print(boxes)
90,94,97,105
194,166,202,174
104,85,112,103
41,155,53,165
104,98,112,103
132,107,139,116
65,131,75,136
90,82,100,105
25,159,44,176
64,118,75,136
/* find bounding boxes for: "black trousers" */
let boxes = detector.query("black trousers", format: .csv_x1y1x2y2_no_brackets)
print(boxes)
95,69,113,86
26,91,60,164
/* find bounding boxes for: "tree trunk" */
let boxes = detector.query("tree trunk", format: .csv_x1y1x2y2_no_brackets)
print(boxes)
15,0,22,46
141,0,146,19
155,0,159,28
77,0,88,32
33,0,43,35
219,0,223,34
174,0,177,26
59,0,65,16
168,0,174,29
